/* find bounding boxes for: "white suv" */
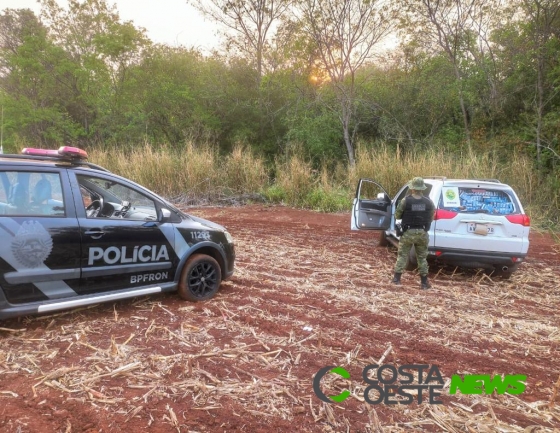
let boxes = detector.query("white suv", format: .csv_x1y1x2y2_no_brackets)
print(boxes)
351,177,530,277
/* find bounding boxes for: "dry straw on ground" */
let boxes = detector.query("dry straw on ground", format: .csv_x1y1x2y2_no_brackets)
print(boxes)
0,206,559,432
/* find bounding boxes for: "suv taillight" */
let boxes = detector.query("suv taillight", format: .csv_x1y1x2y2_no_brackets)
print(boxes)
434,209,457,220
506,214,530,226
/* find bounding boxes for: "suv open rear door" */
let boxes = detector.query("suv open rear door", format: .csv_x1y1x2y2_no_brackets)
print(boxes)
351,179,391,230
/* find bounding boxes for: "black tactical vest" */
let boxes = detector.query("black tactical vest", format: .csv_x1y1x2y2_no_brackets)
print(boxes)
401,195,434,230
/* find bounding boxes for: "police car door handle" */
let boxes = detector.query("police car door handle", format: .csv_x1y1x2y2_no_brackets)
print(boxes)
84,229,105,239
142,221,157,227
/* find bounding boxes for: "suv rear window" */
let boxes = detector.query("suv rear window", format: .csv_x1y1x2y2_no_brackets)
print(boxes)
438,187,517,215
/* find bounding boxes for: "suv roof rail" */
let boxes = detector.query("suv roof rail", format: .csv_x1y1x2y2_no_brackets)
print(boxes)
474,178,501,183
425,176,447,180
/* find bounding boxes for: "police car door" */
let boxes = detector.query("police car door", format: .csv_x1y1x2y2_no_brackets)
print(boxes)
351,179,392,230
0,169,82,305
70,172,176,294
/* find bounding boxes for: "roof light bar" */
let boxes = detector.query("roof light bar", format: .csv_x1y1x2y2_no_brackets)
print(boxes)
21,146,88,160
21,148,59,157
58,146,88,159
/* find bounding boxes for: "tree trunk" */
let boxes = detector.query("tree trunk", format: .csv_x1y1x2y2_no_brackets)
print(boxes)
453,63,471,144
536,52,544,166
341,103,356,167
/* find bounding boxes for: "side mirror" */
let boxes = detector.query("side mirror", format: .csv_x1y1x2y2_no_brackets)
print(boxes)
377,192,390,202
161,207,171,223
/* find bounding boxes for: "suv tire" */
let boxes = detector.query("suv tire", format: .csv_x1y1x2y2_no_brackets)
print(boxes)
178,254,222,301
378,230,389,246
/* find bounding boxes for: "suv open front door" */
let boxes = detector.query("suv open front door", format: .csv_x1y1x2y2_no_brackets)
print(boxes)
351,179,392,230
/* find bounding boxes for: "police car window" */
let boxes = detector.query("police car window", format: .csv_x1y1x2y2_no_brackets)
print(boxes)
438,187,517,215
77,175,157,221
0,171,65,217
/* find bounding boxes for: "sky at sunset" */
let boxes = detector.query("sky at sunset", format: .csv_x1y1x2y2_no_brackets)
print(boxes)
0,0,220,52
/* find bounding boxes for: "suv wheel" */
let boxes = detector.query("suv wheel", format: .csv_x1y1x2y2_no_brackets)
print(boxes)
378,230,389,246
178,254,222,301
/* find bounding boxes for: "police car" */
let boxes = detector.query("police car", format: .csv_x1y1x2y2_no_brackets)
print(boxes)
351,177,530,277
0,147,235,320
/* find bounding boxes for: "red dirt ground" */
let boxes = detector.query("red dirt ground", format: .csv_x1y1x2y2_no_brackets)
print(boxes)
1,205,559,432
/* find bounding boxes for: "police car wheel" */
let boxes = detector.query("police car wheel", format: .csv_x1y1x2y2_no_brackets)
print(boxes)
178,254,222,301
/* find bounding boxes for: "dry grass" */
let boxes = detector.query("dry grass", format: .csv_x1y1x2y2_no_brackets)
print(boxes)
274,154,316,205
349,144,557,226
87,143,556,225
89,143,269,201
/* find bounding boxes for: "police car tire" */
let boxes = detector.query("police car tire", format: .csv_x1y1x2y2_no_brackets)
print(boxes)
405,246,417,271
178,254,222,302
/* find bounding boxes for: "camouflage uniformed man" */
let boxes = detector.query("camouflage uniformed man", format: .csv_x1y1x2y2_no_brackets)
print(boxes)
392,177,436,289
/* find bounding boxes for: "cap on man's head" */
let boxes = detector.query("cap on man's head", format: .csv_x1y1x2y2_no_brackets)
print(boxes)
408,177,427,190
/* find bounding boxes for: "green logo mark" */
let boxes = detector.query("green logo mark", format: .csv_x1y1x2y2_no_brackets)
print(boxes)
313,366,351,403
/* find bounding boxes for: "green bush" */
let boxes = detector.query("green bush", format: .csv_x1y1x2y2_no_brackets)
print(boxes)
305,188,351,212
262,184,287,203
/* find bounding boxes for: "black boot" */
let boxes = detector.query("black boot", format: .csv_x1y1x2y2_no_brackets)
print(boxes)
420,275,431,290
392,273,402,285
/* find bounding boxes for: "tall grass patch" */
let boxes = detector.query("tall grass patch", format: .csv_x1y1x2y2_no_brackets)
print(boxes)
264,157,351,211
223,145,268,194
351,145,509,195
86,143,556,226
347,144,556,226
89,143,268,201
272,155,315,206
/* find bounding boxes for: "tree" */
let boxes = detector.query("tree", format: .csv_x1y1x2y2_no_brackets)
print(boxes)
516,0,560,165
463,1,508,137
187,0,293,86
0,8,80,146
38,0,149,141
299,0,396,166
402,0,503,145
358,51,459,147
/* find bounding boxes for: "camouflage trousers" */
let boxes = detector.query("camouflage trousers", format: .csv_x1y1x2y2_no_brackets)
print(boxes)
394,229,429,276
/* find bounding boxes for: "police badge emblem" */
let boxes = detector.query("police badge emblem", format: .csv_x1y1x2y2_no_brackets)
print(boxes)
11,221,54,268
